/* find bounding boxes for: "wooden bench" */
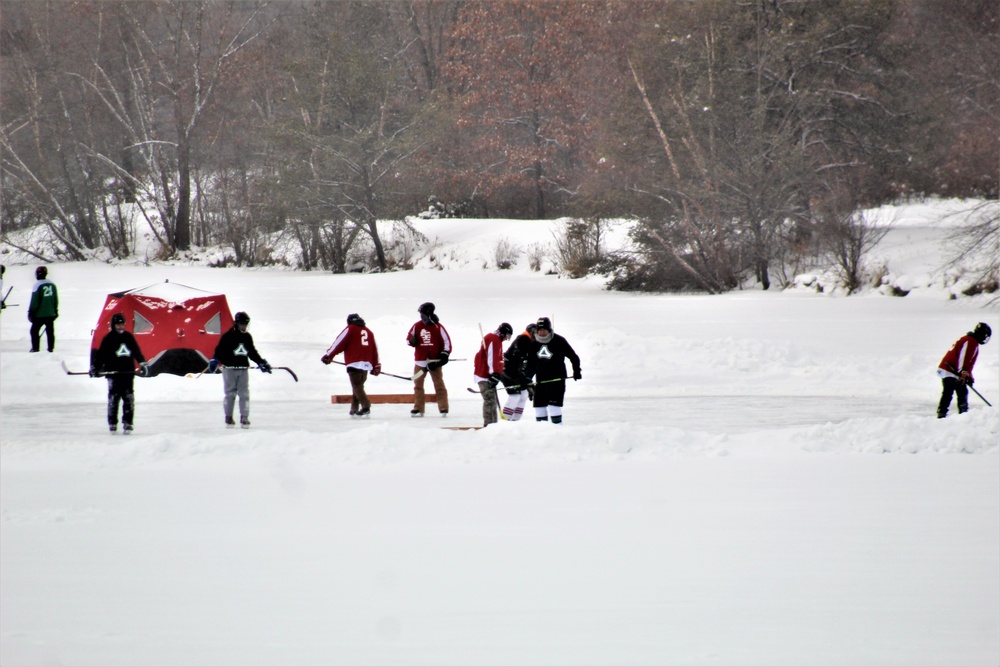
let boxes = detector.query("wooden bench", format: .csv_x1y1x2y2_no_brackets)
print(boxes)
331,394,437,404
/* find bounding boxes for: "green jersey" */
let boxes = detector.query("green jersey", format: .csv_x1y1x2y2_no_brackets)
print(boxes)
29,279,59,319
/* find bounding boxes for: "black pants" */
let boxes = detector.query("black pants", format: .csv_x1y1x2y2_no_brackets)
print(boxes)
937,377,968,418
30,317,56,352
107,375,136,426
532,378,566,407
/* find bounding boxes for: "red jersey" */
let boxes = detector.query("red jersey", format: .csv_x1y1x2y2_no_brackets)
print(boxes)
406,319,452,367
325,324,379,371
473,331,505,382
938,334,979,381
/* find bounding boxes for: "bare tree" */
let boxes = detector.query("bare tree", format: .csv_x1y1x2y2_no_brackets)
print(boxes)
612,0,905,293
89,1,273,252
0,2,139,259
945,201,1000,299
820,208,893,294
264,2,430,272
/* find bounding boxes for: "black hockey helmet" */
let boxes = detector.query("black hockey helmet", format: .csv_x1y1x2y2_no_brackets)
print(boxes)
347,313,366,327
111,313,126,328
973,322,991,344
525,322,538,334
234,311,250,326
418,302,435,316
497,322,513,337
36,266,47,279
536,316,552,331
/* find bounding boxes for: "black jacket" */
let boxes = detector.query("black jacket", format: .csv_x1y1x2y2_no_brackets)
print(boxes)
528,333,581,382
213,327,264,368
501,332,534,384
92,330,146,374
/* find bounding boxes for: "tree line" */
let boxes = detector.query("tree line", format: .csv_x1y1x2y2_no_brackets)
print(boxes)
1,0,996,292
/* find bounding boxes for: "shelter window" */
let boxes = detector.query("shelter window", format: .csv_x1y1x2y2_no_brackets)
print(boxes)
133,312,154,334
204,313,222,334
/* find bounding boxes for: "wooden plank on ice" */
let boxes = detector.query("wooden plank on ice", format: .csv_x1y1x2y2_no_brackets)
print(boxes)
331,394,436,404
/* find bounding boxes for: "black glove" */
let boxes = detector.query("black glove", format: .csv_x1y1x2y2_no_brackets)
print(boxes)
89,366,98,378
488,372,501,387
573,368,582,381
208,358,220,374
259,360,272,374
527,385,535,400
426,361,440,372
408,334,420,347
437,352,450,367
139,362,150,377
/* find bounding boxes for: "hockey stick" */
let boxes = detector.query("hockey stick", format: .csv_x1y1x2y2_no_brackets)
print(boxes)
328,358,417,381
466,378,563,394
253,365,298,382
61,360,91,376
61,360,137,376
944,362,993,406
960,380,993,407
969,384,993,407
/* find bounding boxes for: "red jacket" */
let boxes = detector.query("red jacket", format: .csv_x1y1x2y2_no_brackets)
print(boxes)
406,318,452,367
473,331,505,382
938,334,979,381
325,324,379,371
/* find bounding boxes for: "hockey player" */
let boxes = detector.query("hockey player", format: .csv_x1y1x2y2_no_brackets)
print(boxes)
28,266,58,352
208,311,271,428
528,317,581,424
406,302,452,417
474,322,512,427
936,322,991,418
500,323,537,421
91,312,149,433
322,313,381,417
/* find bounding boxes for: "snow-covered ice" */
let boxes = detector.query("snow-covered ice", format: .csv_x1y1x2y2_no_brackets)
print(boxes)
1,200,997,666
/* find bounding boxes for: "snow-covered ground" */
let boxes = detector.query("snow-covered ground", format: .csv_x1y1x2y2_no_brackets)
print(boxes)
1,200,998,666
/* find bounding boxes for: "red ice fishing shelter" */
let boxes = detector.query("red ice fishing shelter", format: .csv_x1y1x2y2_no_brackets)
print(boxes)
91,281,234,377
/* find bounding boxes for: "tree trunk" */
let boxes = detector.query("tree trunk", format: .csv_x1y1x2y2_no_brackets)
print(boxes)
174,132,192,250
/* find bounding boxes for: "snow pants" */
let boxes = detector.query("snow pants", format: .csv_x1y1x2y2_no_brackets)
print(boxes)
107,375,135,427
937,376,969,418
222,368,250,421
413,365,449,414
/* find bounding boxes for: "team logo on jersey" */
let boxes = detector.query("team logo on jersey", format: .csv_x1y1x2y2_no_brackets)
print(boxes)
536,345,553,360
233,343,249,356
115,343,131,358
